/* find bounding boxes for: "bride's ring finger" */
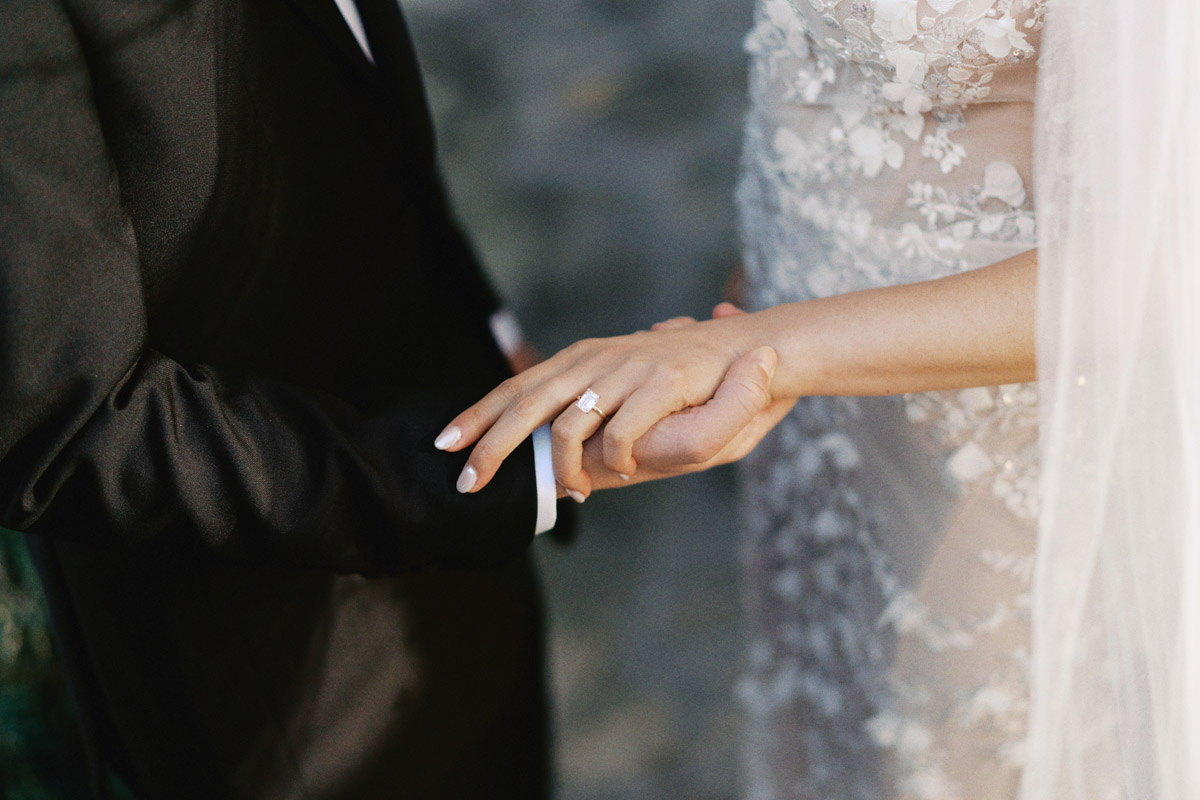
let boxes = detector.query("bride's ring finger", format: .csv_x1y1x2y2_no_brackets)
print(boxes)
461,364,603,493
574,388,607,420
552,381,633,499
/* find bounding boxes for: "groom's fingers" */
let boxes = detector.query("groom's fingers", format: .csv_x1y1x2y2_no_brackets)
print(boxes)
599,347,775,475
597,362,709,476
630,346,779,473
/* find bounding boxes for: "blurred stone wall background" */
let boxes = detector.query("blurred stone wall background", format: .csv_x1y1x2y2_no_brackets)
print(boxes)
0,1,754,797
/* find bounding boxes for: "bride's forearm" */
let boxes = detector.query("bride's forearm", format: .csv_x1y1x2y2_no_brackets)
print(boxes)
742,248,1037,397
441,249,1036,495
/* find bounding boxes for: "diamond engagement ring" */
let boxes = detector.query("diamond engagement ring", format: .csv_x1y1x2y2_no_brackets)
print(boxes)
575,389,607,420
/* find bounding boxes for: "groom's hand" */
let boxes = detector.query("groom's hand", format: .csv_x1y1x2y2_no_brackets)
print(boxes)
575,349,794,492
639,342,794,471
576,304,795,493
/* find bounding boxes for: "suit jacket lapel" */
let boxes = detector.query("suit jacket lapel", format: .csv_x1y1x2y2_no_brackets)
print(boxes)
277,0,437,165
281,0,383,89
350,0,436,158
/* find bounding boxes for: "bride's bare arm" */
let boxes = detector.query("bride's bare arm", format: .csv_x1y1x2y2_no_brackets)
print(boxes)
437,247,1037,498
764,247,1036,398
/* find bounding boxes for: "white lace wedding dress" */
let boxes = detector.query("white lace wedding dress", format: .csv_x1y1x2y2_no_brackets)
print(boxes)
735,2,1045,798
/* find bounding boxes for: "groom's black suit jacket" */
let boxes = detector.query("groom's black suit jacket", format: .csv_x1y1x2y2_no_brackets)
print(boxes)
0,0,556,797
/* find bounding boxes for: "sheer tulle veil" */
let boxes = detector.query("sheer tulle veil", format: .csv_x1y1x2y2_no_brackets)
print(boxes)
1026,0,1200,798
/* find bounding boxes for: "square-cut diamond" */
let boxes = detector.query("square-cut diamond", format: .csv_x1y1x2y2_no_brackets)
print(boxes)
577,389,600,413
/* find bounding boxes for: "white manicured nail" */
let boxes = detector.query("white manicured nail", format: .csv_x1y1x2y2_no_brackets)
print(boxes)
566,489,586,504
435,426,462,450
618,473,630,481
456,465,477,493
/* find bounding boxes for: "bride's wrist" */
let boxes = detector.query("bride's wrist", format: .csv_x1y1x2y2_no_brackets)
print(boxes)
734,303,816,400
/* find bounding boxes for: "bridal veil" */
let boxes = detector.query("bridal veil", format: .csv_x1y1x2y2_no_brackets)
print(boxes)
1028,0,1200,797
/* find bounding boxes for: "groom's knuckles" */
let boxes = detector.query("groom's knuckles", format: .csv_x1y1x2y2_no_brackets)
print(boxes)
637,414,718,466
676,377,769,465
681,400,750,464
679,427,725,465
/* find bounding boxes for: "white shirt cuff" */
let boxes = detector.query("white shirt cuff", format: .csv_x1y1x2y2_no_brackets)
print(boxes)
532,425,557,535
489,309,525,360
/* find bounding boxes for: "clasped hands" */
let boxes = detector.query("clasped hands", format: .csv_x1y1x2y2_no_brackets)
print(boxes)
436,303,796,501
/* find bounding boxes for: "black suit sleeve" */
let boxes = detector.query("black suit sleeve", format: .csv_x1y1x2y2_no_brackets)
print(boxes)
0,1,536,575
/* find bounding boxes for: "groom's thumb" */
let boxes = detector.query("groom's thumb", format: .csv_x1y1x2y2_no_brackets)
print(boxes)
718,345,778,420
636,346,779,468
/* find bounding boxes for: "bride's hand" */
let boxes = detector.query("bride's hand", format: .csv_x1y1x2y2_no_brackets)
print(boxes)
579,343,796,492
435,304,776,498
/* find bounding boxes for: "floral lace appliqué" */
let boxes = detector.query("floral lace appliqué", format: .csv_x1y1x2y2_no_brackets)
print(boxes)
738,2,1043,799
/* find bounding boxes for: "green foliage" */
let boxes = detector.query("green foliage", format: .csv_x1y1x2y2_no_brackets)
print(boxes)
0,530,89,798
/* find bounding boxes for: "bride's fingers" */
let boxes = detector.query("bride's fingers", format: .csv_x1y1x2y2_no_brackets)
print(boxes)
650,316,697,332
550,378,637,500
435,345,590,452
598,366,712,477
711,301,745,319
454,363,600,493
630,346,779,472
